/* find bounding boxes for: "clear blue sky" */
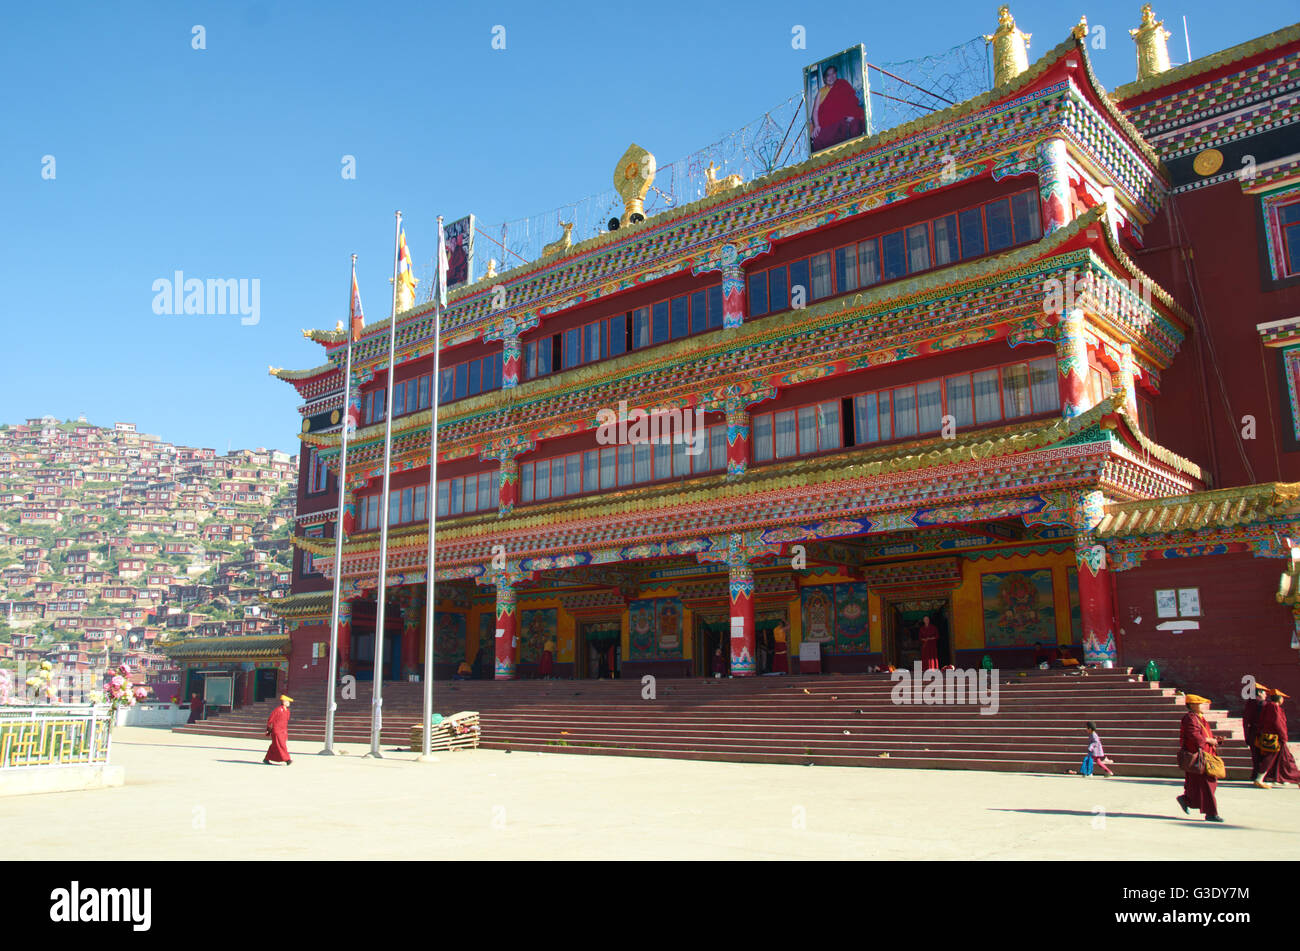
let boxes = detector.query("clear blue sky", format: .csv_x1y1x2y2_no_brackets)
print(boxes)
2,0,1294,454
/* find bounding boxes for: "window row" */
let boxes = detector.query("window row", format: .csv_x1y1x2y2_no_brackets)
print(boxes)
439,353,503,405
851,357,1059,445
749,190,1042,317
520,428,729,503
524,285,724,381
362,374,434,425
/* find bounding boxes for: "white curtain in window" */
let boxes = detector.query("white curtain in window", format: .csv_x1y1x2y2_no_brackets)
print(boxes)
1002,364,1032,418
634,443,652,482
774,410,797,458
480,472,495,510
673,438,691,477
437,481,450,516
449,478,463,515
711,426,727,471
654,443,672,480
797,406,819,454
973,370,1001,423
906,223,931,273
917,380,943,433
893,387,918,439
811,253,832,299
1029,357,1058,413
618,446,634,485
754,414,773,462
566,455,581,494
818,401,841,450
854,394,878,443
520,464,533,503
945,375,973,428
552,458,566,497
534,464,549,500
600,448,617,489
584,451,600,492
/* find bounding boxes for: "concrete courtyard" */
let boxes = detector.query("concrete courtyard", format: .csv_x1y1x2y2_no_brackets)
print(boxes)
7,727,1299,860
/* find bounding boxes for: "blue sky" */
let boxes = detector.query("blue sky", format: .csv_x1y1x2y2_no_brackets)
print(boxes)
2,0,1294,454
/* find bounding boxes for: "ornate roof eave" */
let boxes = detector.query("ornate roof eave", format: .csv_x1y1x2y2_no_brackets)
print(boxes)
1112,22,1300,103
260,591,334,618
303,326,348,347
294,394,1206,559
1076,201,1192,326
1096,481,1300,539
161,634,291,660
339,32,1165,359
270,362,338,385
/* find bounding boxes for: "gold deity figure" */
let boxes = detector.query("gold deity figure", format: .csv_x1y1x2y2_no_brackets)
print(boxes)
1130,4,1172,79
984,5,1031,88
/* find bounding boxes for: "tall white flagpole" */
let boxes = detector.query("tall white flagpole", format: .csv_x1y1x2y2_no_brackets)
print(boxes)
419,216,446,761
367,211,402,758
321,254,358,755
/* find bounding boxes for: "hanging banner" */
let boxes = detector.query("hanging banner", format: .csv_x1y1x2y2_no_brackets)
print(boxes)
443,214,475,289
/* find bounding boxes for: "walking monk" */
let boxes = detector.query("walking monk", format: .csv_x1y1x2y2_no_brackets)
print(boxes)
1244,682,1269,787
1256,688,1300,788
264,694,293,766
918,616,940,671
1176,694,1223,822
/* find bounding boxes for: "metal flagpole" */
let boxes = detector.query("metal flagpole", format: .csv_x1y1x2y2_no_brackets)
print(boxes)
367,211,402,758
419,216,445,762
321,254,358,755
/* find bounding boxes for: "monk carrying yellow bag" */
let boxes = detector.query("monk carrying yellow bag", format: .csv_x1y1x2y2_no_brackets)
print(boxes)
1255,732,1281,754
1202,751,1227,779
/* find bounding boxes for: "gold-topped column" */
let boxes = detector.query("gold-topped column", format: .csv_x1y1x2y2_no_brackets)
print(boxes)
1130,4,1173,80
984,6,1031,88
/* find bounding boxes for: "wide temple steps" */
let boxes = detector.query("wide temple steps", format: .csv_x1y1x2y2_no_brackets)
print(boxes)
172,668,1255,778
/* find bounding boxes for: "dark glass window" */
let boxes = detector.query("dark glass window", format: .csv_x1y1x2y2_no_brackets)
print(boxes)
881,231,907,281
1010,192,1040,243
985,198,1013,252
748,272,769,316
467,360,481,396
453,363,468,400
707,285,723,327
608,313,627,356
690,290,707,334
670,295,689,339
959,207,985,259
835,246,857,292
789,259,810,306
563,328,581,369
652,301,670,343
768,265,789,312
632,308,650,349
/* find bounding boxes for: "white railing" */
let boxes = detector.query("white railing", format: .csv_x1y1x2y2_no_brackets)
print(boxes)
0,705,113,769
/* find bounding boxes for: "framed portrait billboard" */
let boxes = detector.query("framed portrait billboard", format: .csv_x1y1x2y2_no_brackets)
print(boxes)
803,45,871,155
443,214,474,289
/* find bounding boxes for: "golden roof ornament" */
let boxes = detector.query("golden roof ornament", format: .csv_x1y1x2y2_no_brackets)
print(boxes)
705,161,743,197
1130,4,1172,80
984,6,1031,89
1072,15,1088,41
486,258,498,279
614,143,656,226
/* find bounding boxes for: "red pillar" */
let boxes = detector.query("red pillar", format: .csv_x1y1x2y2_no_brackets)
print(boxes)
502,332,521,389
495,581,518,680
401,591,422,680
336,600,352,676
498,456,518,517
725,398,750,479
728,554,756,677
1057,309,1090,419
1076,539,1117,665
721,259,746,329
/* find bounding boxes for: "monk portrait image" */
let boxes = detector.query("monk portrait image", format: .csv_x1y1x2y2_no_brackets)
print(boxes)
805,47,868,153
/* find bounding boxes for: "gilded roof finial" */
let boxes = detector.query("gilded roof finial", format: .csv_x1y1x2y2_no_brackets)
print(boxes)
614,143,656,227
984,6,1031,89
1130,4,1172,80
1072,15,1088,41
486,258,498,279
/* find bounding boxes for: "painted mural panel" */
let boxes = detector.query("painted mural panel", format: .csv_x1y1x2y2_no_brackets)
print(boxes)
834,582,871,653
519,608,557,664
801,586,835,643
981,569,1056,647
629,597,684,660
433,611,466,662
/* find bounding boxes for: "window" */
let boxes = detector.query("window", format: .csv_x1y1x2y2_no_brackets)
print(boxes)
906,223,931,273
810,252,833,300
307,451,329,494
985,198,1014,253
753,400,840,461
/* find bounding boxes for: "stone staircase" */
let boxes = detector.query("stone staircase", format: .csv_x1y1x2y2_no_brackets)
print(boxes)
173,668,1253,778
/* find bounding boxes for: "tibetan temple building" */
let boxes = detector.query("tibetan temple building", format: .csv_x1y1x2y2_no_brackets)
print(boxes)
264,7,1300,713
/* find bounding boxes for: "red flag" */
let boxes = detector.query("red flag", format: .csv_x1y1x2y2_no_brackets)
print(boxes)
350,262,364,342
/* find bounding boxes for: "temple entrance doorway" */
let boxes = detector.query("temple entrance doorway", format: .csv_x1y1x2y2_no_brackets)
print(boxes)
884,595,954,668
577,622,620,679
255,668,278,701
693,616,729,677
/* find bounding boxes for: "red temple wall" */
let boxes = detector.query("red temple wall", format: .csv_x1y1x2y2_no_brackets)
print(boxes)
1136,182,1300,488
1115,550,1298,713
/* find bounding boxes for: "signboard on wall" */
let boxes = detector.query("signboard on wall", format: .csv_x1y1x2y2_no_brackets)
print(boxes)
203,674,232,708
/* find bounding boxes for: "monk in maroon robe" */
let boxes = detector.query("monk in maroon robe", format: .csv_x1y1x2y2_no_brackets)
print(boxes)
264,695,293,765
1256,689,1300,787
1243,684,1267,786
1176,696,1222,821
186,691,204,724
773,623,789,674
918,616,940,671
810,65,864,151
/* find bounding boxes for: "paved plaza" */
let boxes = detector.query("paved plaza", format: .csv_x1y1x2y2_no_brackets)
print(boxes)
6,727,1299,860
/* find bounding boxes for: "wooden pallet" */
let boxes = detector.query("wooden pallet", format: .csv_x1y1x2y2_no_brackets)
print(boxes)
409,711,481,752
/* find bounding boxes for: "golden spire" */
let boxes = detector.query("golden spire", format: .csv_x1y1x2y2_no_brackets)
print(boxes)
984,6,1031,89
486,258,498,279
1130,4,1172,80
1072,15,1088,41
614,143,656,226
